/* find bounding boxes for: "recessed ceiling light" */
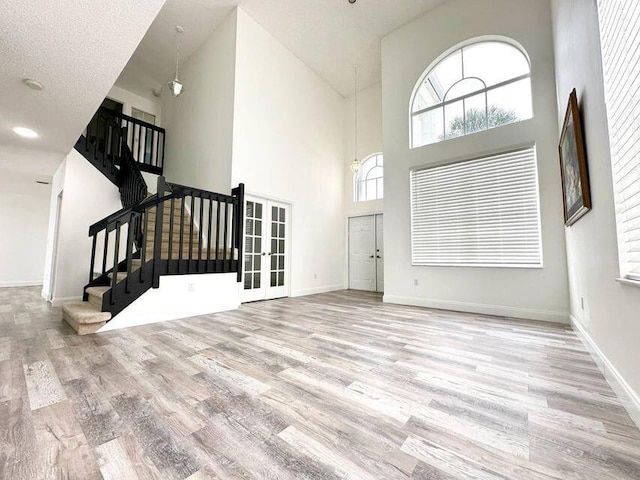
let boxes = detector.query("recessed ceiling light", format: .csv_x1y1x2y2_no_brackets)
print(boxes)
23,78,44,91
13,127,39,138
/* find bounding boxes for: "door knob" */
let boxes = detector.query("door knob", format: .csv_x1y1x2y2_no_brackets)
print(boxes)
376,255,382,258
369,255,375,258
261,252,266,256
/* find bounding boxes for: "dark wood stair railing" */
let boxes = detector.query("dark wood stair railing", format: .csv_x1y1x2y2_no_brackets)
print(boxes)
84,176,245,318
82,106,166,175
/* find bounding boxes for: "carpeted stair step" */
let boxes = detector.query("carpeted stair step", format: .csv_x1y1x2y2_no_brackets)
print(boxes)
62,302,111,335
85,286,110,308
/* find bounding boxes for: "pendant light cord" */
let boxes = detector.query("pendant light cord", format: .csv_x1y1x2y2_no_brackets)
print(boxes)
175,34,180,81
354,65,358,161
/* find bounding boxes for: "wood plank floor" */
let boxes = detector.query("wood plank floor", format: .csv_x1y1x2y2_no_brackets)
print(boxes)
1,286,639,479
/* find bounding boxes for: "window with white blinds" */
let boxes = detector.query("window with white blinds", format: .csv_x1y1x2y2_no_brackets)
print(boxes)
598,0,640,281
410,147,542,267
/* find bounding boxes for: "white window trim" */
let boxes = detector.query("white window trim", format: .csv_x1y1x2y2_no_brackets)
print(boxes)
409,37,532,149
597,0,640,283
410,145,543,269
354,153,384,203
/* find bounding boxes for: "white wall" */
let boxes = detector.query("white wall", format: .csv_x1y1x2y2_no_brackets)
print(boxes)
551,0,640,405
232,8,346,296
108,84,162,126
343,83,384,218
99,273,240,331
381,0,570,322
343,83,384,288
48,149,122,303
0,171,52,287
161,10,238,194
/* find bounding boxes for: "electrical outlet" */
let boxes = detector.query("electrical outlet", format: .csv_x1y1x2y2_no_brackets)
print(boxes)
188,282,195,292
314,273,317,279
414,279,419,286
581,297,585,310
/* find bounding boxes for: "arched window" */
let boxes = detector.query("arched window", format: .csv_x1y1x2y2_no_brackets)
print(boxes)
410,39,532,148
354,153,383,202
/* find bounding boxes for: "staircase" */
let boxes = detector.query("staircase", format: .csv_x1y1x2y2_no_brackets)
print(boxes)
62,106,244,334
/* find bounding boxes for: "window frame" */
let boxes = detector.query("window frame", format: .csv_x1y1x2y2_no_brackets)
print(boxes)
409,145,543,269
410,38,532,149
354,153,384,202
597,0,640,284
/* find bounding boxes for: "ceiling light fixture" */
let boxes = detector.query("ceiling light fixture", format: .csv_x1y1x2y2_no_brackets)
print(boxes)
23,78,44,91
168,25,185,97
350,66,360,174
13,126,39,138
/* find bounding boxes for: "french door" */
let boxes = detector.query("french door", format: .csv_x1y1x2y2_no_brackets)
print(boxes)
349,214,384,292
242,196,290,302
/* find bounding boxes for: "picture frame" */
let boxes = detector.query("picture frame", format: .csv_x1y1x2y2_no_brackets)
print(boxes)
559,88,592,226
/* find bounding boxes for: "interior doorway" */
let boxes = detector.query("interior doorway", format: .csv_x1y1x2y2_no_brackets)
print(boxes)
349,214,383,292
241,195,291,303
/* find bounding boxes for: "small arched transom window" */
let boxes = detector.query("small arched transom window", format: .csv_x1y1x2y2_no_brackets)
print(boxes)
355,153,383,202
411,40,532,148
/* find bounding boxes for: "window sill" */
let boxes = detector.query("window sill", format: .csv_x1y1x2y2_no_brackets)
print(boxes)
616,277,640,288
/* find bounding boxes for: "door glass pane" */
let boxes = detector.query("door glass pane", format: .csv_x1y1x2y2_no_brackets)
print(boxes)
272,206,278,222
279,208,285,221
244,200,265,290
271,255,277,270
271,272,277,287
278,272,285,286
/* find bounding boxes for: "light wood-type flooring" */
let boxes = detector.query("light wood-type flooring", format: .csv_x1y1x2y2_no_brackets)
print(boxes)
1,286,640,479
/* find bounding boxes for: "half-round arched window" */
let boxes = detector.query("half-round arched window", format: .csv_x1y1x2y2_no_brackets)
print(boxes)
355,153,383,202
410,39,532,148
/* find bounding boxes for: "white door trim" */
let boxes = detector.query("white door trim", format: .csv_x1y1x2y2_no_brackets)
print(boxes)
241,194,292,303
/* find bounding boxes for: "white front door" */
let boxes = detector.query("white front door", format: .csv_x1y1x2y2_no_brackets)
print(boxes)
349,216,376,291
242,196,290,303
375,214,384,293
349,214,384,292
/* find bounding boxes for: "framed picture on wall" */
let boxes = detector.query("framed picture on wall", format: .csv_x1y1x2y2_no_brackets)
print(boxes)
559,88,592,226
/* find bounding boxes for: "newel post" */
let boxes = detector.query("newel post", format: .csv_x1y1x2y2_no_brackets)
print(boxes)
152,176,166,288
233,183,245,283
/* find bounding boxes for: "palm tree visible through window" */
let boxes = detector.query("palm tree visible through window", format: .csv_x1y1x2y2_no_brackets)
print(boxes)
410,39,532,148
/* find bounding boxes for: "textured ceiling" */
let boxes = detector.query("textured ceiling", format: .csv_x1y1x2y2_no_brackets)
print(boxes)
118,0,446,98
0,0,166,157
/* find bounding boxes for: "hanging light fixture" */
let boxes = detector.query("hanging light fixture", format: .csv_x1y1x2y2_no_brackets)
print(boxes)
168,26,185,97
350,65,360,174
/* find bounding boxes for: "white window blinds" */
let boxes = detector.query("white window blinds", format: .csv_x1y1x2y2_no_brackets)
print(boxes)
410,147,542,267
598,0,640,281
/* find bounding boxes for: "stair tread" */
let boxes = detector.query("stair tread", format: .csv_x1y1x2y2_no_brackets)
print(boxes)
85,286,110,297
62,302,111,325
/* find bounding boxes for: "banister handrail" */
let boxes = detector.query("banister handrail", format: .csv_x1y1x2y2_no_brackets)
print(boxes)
87,180,243,236
97,106,165,134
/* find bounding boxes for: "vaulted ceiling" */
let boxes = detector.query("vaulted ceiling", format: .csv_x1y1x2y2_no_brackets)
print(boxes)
0,0,165,172
117,0,446,98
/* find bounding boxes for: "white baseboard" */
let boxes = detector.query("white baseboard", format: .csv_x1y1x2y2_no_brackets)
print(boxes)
0,281,43,288
50,296,82,307
383,294,569,324
570,314,640,430
291,284,345,297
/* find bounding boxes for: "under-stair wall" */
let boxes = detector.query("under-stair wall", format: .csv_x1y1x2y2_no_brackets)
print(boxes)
45,149,123,305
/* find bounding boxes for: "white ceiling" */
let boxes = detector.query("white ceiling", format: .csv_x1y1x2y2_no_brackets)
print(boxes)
0,0,165,159
118,0,446,98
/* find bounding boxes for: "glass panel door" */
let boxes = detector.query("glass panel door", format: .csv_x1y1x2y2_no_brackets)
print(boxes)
241,196,289,303
266,202,288,300
242,198,266,302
